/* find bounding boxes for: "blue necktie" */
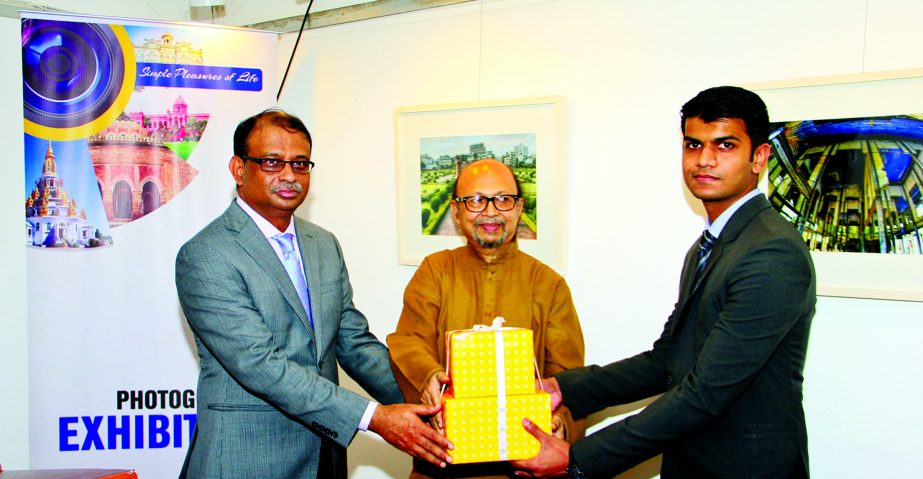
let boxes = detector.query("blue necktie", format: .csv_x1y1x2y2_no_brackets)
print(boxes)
272,233,314,328
692,230,716,290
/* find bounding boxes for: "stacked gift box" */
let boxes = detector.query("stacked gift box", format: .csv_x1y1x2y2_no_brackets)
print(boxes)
442,320,551,464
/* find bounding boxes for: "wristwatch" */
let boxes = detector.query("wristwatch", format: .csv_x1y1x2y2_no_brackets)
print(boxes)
566,446,587,479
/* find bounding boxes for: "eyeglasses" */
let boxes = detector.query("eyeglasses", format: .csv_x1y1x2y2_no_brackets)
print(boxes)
240,155,315,174
454,194,521,212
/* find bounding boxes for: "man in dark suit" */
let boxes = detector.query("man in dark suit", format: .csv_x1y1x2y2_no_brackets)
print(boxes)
512,86,816,479
176,109,452,478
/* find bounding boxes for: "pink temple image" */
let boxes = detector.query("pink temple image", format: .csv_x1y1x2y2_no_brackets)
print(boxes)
87,98,203,226
127,95,210,142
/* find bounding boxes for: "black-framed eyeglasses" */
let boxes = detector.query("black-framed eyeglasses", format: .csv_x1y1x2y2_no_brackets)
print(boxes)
454,194,521,212
240,155,315,174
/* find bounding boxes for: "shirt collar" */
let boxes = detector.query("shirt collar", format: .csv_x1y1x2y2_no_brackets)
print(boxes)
235,196,296,239
706,188,761,238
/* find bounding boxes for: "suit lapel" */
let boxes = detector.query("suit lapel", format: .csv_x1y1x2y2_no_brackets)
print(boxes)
671,194,772,332
714,194,772,246
224,202,313,332
690,194,771,291
295,218,325,361
677,243,699,303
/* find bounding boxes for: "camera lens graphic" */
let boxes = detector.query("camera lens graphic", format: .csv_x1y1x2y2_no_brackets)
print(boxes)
32,42,96,101
22,19,135,140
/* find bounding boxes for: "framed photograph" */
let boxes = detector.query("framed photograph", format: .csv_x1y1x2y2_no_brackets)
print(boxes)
395,97,566,272
743,68,923,301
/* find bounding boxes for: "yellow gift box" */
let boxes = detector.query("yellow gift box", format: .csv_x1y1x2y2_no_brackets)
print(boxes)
443,390,551,464
446,325,535,398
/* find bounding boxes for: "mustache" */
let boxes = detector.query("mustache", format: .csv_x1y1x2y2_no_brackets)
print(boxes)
271,182,303,193
475,216,505,226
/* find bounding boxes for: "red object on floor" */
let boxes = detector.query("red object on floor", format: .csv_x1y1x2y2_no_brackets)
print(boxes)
0,470,137,479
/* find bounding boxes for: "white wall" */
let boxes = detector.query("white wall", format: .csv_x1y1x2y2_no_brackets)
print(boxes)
4,0,923,477
275,0,923,477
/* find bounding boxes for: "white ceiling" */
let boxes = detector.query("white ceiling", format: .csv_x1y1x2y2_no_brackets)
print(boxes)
2,0,362,26
3,0,468,31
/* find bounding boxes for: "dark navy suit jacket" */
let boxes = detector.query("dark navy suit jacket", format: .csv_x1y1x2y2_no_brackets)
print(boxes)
558,194,815,478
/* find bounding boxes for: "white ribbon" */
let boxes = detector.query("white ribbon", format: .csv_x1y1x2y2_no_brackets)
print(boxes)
473,316,506,331
489,318,509,459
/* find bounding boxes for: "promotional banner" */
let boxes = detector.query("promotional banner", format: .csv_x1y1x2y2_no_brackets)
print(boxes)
22,12,277,477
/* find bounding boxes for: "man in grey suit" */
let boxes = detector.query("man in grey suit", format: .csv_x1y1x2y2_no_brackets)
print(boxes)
512,86,816,478
176,109,452,478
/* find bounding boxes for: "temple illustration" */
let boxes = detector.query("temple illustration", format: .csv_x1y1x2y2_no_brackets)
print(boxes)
25,143,106,248
127,96,210,142
133,31,203,65
87,113,198,226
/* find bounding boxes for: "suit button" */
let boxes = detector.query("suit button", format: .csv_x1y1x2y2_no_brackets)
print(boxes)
666,375,673,387
318,361,324,369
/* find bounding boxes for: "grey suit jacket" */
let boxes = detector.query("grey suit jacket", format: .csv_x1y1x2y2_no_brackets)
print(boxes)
176,200,402,478
558,194,815,479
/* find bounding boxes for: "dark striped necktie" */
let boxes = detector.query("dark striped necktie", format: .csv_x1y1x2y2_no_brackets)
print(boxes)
692,230,717,288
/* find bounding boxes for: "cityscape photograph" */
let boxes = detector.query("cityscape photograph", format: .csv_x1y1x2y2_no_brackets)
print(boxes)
419,133,538,238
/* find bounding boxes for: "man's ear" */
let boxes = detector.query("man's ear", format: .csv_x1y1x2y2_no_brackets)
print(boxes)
752,143,770,175
229,156,245,186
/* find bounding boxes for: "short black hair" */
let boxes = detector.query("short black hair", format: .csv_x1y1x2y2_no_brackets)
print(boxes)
452,160,523,198
680,86,769,147
233,108,312,157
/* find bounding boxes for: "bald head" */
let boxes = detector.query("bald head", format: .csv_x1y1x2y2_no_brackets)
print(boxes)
453,159,522,198
450,159,523,251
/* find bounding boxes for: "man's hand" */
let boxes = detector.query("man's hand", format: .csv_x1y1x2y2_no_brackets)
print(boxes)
369,403,454,468
550,414,565,440
537,376,563,411
421,370,450,434
510,418,569,478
